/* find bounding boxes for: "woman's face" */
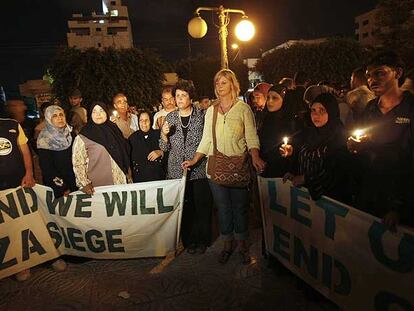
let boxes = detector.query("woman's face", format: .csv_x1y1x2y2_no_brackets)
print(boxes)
91,105,107,124
175,89,192,111
51,109,66,128
215,76,232,98
310,102,329,128
139,112,151,133
266,91,283,112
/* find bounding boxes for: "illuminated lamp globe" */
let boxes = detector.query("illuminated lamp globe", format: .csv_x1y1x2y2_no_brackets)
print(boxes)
188,16,208,38
235,19,255,41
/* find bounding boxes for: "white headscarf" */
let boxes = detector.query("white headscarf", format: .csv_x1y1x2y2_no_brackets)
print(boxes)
37,105,73,151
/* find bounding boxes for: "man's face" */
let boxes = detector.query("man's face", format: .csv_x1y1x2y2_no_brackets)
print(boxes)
161,92,175,111
69,96,82,107
113,95,129,114
366,65,401,96
6,100,26,123
199,98,210,110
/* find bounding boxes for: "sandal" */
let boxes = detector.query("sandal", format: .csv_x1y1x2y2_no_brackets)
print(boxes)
218,250,232,264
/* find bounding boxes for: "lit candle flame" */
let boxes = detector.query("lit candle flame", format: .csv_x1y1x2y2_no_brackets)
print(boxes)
283,137,289,145
353,129,364,141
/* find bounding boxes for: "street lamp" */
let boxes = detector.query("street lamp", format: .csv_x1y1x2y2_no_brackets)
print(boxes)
187,5,255,69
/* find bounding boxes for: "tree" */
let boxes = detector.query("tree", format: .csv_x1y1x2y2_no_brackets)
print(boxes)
49,47,165,110
175,55,249,99
375,0,414,65
255,38,371,86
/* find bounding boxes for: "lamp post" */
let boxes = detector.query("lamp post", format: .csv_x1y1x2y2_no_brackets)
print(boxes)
187,5,255,69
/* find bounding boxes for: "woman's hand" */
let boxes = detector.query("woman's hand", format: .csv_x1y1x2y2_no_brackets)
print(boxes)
148,150,163,161
382,211,399,232
291,175,305,187
250,149,266,173
282,172,294,183
282,173,304,187
347,135,369,154
182,159,196,170
63,189,71,197
252,156,266,173
21,173,35,188
279,144,293,157
81,183,95,195
181,152,205,170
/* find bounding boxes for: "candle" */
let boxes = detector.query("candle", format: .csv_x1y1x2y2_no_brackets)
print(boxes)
353,129,364,141
283,136,289,146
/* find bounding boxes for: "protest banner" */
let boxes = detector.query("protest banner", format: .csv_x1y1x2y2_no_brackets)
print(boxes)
0,177,185,280
258,177,414,311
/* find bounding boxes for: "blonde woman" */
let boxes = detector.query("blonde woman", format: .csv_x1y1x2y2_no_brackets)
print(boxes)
183,69,265,264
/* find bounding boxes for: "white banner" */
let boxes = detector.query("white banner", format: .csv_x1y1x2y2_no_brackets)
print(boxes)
258,177,414,311
0,177,185,280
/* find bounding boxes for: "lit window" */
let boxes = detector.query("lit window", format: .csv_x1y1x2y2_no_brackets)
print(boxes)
110,10,118,16
99,19,105,24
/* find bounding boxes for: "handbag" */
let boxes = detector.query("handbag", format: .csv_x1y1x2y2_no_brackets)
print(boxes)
207,104,250,187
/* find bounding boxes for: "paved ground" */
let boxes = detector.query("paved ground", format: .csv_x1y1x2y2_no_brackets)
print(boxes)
0,226,338,311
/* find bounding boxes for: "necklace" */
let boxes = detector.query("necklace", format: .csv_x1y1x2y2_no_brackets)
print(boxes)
179,108,193,129
220,102,234,123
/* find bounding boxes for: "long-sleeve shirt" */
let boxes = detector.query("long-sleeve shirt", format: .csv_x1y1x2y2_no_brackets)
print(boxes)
197,100,260,157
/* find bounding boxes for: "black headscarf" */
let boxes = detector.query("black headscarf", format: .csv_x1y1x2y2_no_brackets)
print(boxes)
80,102,130,174
259,85,290,153
304,92,345,150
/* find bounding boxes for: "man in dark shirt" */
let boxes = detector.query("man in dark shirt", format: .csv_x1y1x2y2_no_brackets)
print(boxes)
348,51,414,230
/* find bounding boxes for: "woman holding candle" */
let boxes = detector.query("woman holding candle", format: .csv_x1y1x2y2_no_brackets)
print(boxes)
258,84,296,178
280,93,351,203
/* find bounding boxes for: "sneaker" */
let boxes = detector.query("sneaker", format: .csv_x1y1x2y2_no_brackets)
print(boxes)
15,269,31,282
51,259,67,272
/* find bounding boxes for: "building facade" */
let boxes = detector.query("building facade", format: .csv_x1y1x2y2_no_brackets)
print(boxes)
354,8,381,47
67,0,133,50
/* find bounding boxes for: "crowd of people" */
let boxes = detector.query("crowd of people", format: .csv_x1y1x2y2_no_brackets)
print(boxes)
1,50,413,282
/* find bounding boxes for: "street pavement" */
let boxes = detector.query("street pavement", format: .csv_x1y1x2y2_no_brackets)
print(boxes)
0,227,338,311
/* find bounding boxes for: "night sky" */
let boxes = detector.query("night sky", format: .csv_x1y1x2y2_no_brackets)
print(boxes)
0,0,377,92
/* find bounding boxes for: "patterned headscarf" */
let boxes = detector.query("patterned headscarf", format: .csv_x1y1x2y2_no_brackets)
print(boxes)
37,105,73,151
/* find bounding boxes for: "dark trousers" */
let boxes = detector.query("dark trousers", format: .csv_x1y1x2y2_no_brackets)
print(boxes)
181,178,213,247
